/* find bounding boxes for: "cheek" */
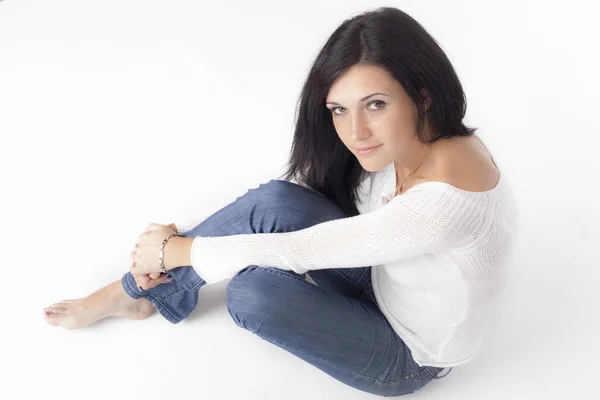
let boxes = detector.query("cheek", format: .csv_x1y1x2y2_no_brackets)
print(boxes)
369,113,400,141
386,105,412,122
374,108,415,137
370,112,394,129
332,119,350,140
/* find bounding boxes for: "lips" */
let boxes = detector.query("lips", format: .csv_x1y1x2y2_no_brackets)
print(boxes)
355,144,382,157
355,145,381,151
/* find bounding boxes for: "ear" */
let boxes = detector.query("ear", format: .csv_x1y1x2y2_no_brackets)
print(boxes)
420,89,432,111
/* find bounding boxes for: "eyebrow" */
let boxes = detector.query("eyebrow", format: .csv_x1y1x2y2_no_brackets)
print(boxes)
325,92,390,106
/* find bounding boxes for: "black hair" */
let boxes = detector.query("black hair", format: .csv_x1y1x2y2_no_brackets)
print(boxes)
278,7,477,217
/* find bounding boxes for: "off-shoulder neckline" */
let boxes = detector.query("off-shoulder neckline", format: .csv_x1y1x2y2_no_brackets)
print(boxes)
382,161,503,198
405,173,503,195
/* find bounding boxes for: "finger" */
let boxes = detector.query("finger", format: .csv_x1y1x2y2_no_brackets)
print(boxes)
146,223,161,232
134,275,148,290
142,274,169,290
131,267,150,279
136,274,151,290
130,258,145,275
131,269,145,279
149,272,161,279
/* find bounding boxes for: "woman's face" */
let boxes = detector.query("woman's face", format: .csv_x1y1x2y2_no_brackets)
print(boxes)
325,63,426,172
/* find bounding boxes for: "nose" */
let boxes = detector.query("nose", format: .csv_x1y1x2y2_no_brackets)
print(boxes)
351,111,370,140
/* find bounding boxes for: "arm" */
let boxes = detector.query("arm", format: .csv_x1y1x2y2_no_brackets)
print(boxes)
189,186,484,284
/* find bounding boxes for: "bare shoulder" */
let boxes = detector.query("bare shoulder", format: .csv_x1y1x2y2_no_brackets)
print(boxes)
431,135,501,192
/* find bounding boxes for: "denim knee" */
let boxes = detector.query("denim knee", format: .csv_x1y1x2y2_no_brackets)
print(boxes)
226,265,263,330
253,179,292,201
226,265,305,331
256,179,346,220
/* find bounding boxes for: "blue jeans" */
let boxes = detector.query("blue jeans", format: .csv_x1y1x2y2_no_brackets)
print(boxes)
122,179,451,397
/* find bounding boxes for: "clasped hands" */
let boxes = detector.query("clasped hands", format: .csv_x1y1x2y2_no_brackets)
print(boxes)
130,223,178,290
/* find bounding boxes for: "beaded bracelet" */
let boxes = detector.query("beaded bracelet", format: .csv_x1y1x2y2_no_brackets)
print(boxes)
158,233,183,274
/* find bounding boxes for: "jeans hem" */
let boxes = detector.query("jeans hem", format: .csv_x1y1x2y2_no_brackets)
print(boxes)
432,366,453,379
121,274,182,324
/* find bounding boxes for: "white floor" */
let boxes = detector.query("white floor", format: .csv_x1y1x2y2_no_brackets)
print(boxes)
2,0,599,398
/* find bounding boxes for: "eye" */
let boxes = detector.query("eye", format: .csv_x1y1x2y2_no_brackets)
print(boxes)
368,100,385,110
330,107,346,115
328,101,385,116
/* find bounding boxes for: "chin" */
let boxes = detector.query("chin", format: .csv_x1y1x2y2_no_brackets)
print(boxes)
357,158,388,173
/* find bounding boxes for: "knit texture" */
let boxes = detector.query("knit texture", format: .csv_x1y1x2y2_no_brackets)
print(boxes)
176,161,519,367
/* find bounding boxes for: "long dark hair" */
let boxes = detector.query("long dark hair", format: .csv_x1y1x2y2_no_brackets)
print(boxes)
277,7,477,217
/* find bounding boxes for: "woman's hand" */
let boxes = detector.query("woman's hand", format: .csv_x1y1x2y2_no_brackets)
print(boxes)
135,272,170,290
130,223,178,278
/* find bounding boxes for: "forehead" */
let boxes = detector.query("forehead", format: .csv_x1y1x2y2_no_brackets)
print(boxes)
326,64,399,100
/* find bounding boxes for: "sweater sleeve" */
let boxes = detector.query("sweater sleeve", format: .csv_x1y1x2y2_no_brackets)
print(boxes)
189,185,486,284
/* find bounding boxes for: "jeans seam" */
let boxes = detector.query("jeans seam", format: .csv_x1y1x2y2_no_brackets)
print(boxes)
158,278,203,303
149,279,204,323
146,293,181,324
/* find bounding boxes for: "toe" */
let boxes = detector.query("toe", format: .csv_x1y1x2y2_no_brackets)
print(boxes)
46,305,66,313
43,310,60,325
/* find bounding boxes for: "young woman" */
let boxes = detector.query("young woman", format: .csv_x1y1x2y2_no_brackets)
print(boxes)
43,7,518,397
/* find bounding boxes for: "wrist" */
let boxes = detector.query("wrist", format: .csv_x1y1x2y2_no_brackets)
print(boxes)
164,236,193,271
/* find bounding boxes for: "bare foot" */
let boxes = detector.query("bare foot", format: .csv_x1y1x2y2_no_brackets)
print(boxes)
43,280,155,329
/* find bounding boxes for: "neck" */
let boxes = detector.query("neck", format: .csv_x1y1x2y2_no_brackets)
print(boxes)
394,141,435,181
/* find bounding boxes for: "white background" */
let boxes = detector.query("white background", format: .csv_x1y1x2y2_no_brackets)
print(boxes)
1,0,598,399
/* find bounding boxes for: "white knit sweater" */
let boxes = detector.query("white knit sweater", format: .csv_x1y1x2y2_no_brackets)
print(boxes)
174,161,519,367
